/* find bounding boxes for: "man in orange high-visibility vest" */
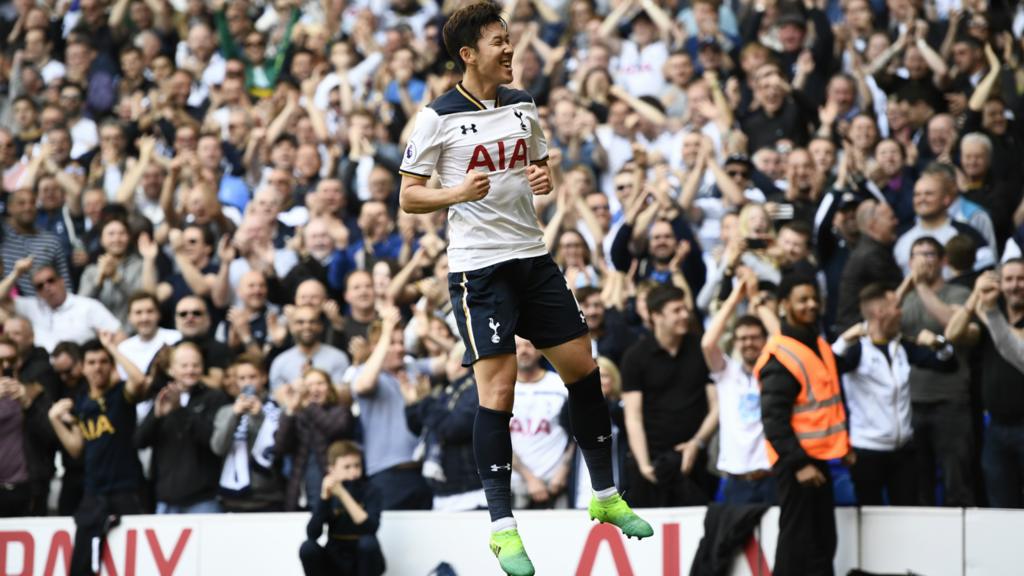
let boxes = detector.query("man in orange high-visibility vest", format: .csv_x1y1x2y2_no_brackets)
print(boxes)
755,274,853,576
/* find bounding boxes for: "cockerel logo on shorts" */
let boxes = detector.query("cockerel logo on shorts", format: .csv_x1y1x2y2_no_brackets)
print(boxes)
489,318,501,344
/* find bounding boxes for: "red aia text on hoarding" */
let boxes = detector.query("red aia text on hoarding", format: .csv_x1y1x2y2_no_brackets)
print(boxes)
575,522,770,576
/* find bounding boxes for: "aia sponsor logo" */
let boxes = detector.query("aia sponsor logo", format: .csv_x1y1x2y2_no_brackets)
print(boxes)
466,139,528,173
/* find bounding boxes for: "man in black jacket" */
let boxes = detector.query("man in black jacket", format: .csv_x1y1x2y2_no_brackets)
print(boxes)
135,342,230,513
0,336,56,517
4,316,61,400
836,199,902,331
404,343,484,511
758,274,853,576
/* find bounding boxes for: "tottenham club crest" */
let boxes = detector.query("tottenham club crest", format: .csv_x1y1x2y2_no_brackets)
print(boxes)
513,110,526,131
488,317,501,344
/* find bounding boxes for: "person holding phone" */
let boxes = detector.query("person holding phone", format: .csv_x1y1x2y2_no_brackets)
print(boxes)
210,355,286,512
697,204,781,313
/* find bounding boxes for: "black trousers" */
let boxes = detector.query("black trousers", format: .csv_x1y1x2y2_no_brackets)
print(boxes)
59,472,85,516
299,537,385,576
0,483,31,517
28,480,50,516
774,460,836,576
912,401,975,506
850,444,917,506
71,491,145,576
368,466,432,511
624,450,713,508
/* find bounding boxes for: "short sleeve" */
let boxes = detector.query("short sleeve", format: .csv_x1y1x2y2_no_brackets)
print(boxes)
620,345,644,393
399,108,442,179
526,103,549,163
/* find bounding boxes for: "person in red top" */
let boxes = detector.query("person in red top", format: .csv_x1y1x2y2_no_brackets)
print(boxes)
756,273,852,576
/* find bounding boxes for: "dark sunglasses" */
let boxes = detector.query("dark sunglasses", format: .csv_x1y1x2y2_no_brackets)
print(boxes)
177,310,205,318
33,277,59,290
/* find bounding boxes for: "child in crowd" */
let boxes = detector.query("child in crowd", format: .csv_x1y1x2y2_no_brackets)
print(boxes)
299,440,385,576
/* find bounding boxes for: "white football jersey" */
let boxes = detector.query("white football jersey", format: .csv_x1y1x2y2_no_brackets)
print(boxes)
509,370,569,482
400,83,549,273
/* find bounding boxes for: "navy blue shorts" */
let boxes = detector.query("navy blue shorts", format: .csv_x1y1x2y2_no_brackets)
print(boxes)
448,254,589,366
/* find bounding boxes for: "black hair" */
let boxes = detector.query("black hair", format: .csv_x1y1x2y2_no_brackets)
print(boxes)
272,133,299,149
646,284,687,315
182,223,216,248
52,341,83,362
954,36,983,50
80,339,114,362
638,95,666,115
98,217,130,241
99,203,130,227
733,315,767,337
777,272,818,300
779,219,812,241
911,235,945,259
442,1,506,73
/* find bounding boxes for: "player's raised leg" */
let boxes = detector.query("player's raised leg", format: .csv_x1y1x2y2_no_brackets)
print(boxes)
472,353,535,576
541,335,654,540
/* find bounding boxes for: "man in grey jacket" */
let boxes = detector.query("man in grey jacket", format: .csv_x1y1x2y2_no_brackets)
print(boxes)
211,355,285,512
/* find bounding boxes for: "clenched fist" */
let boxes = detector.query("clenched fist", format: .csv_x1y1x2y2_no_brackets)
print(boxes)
457,170,490,203
527,164,551,196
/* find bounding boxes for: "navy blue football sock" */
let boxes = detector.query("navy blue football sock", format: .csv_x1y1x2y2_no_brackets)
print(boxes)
474,405,515,523
567,368,616,493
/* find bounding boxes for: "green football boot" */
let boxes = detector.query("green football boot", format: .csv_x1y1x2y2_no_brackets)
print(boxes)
489,528,535,576
588,493,654,540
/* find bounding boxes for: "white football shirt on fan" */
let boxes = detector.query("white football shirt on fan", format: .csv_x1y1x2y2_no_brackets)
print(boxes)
712,354,771,474
510,370,569,483
400,83,549,273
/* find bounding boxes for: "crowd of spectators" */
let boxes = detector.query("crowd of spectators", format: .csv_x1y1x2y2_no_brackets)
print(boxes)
2,0,1024,571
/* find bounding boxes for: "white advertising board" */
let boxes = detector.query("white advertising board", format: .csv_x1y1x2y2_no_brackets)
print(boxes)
2,506,1022,575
